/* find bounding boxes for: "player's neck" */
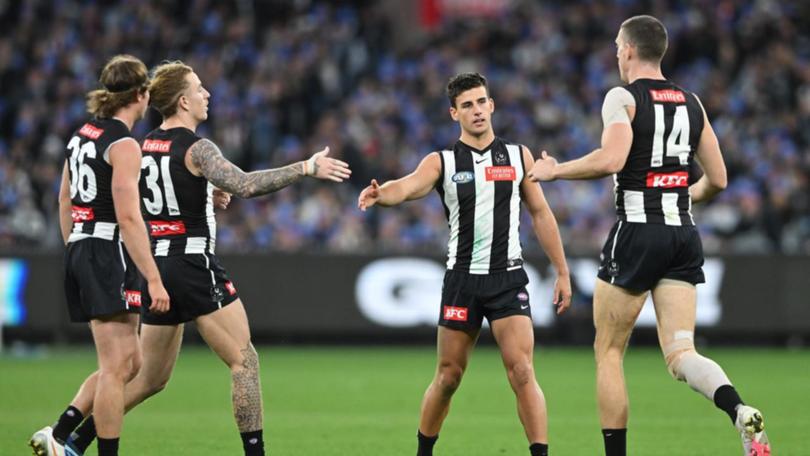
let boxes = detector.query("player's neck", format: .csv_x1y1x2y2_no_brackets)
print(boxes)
459,130,496,151
627,63,665,84
161,114,199,132
111,110,137,131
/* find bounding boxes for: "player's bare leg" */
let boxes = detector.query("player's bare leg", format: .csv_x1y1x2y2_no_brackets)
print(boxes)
491,315,548,454
652,280,770,455
89,313,141,455
196,299,265,456
417,325,479,454
593,279,647,456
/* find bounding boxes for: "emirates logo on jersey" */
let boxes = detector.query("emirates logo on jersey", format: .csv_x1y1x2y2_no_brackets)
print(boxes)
142,139,172,153
78,124,104,139
649,89,686,103
646,171,689,188
71,205,95,222
149,220,186,236
485,166,516,181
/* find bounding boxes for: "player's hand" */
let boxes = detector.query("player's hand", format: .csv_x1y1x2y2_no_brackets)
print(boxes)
527,151,558,182
305,146,351,182
213,188,231,210
358,179,381,211
553,272,572,315
148,281,170,314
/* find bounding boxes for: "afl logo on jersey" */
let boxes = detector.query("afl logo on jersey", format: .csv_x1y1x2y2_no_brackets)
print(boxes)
452,171,475,184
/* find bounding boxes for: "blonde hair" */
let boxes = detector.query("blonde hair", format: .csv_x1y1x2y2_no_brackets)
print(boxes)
149,61,194,118
86,55,149,118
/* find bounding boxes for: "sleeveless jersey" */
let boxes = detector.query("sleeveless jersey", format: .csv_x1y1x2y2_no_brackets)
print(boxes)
436,137,525,275
66,118,134,243
616,79,705,226
139,127,216,256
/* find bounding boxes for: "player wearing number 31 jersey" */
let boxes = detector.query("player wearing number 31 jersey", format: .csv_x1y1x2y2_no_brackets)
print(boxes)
528,15,770,456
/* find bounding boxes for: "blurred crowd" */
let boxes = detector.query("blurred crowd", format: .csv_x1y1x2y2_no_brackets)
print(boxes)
0,0,808,255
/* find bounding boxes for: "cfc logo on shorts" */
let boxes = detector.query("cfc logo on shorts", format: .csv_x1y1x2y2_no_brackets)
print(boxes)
443,306,468,322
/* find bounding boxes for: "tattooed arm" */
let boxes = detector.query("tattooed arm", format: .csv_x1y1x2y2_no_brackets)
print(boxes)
186,139,351,198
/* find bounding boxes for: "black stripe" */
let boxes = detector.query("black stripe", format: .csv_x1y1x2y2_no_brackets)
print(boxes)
678,189,692,225
489,141,513,271
454,142,475,272
644,191,664,224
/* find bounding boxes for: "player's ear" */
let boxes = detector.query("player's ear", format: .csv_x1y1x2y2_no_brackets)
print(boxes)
489,97,495,113
449,106,459,122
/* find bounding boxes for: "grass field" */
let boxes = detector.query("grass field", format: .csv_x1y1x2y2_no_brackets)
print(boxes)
1,346,807,455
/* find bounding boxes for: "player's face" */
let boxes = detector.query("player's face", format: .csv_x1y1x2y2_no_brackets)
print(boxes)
182,72,210,122
449,86,494,137
616,31,630,83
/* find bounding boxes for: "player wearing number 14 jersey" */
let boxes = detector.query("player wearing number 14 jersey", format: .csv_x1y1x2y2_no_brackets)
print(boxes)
528,15,770,456
30,55,169,456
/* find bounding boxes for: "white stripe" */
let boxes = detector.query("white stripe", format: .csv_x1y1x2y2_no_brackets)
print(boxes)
103,137,138,164
206,182,217,254
687,195,694,225
204,253,221,309
662,193,682,226
154,239,170,257
609,221,623,284
118,242,128,310
93,222,117,240
443,151,459,270
506,144,523,264
72,222,83,233
469,148,494,275
185,237,207,255
623,190,647,223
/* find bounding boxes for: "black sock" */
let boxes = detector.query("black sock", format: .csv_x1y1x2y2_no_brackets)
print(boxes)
52,406,84,444
713,384,744,424
240,430,265,456
97,437,119,456
417,430,438,456
72,415,97,452
529,442,549,456
601,428,626,456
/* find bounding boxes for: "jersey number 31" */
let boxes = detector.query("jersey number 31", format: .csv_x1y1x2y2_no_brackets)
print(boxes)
141,156,180,216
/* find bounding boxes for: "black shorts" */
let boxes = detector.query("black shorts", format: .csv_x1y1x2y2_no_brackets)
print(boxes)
64,238,142,323
597,221,705,292
438,268,531,330
141,253,239,325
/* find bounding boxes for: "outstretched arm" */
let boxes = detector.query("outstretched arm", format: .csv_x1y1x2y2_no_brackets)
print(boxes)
187,139,350,198
519,146,571,314
358,152,441,210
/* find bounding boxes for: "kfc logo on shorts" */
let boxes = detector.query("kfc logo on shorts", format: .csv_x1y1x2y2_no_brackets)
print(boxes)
485,166,516,181
71,206,95,222
149,221,186,236
646,171,688,188
224,281,237,296
78,123,103,139
142,139,172,153
443,306,468,322
125,290,142,307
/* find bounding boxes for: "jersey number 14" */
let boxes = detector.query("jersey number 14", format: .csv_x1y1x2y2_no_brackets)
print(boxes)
651,104,690,167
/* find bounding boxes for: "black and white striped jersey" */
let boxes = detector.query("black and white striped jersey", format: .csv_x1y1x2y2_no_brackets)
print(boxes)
65,118,135,243
436,137,526,275
616,79,704,226
139,127,216,257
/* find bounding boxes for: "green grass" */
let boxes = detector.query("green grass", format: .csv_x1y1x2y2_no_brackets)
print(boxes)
1,346,807,455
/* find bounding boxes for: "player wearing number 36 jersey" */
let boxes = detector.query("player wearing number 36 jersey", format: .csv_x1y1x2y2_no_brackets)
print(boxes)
528,15,770,456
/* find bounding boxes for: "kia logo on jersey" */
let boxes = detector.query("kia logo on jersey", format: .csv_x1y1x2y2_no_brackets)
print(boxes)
443,306,468,322
647,171,689,188
649,89,686,103
485,166,516,181
142,139,172,153
78,123,104,139
149,220,187,236
71,206,95,222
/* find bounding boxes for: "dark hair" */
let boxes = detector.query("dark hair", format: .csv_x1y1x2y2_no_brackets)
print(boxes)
620,15,668,63
446,72,489,107
149,60,194,118
86,55,149,118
